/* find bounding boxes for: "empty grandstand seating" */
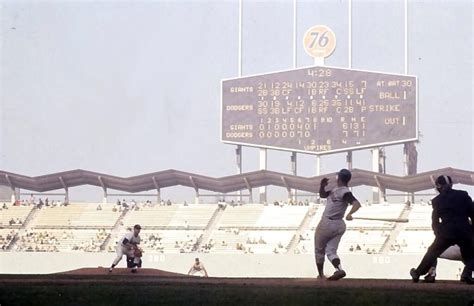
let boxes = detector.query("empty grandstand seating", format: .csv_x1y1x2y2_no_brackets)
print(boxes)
405,204,432,229
123,204,218,229
0,204,33,228
218,204,264,228
218,204,308,229
205,229,294,254
31,203,121,229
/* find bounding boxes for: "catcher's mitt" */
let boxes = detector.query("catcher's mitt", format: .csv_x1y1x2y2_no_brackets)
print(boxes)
133,247,143,258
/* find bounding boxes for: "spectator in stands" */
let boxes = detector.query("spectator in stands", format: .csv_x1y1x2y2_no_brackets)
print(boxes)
166,199,172,206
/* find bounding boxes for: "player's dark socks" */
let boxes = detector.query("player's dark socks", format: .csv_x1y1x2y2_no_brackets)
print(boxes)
331,258,341,271
316,262,324,278
410,268,420,283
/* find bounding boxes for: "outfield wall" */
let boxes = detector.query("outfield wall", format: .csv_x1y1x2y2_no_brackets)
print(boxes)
0,252,464,280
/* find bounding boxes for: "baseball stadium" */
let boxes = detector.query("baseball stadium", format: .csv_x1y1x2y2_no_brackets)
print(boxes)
1,1,473,306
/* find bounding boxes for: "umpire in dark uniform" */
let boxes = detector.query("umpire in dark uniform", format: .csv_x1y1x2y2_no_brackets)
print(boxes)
410,175,474,284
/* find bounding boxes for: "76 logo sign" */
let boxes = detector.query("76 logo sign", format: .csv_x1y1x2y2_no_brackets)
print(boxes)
303,25,336,59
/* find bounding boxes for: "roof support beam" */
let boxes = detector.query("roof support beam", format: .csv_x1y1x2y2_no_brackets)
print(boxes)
98,176,107,204
429,175,436,187
4,174,14,190
189,176,199,204
281,176,292,201
243,177,253,203
152,176,161,203
58,176,69,204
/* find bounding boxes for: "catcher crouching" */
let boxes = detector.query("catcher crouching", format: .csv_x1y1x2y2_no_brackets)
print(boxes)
127,245,143,272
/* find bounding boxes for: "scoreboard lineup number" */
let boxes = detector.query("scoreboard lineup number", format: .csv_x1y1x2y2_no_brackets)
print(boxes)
303,25,336,58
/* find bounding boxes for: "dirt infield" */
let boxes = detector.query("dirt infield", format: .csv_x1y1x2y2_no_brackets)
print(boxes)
1,268,473,306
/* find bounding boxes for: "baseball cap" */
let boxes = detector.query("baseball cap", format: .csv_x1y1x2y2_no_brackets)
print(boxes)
134,224,141,230
435,175,452,187
337,169,352,183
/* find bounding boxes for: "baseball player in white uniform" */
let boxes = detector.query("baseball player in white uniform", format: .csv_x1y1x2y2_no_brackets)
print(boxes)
315,169,361,281
188,258,208,277
109,224,142,273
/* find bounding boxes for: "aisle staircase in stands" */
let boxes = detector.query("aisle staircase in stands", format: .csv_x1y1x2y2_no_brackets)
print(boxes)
286,205,318,253
380,205,412,253
7,206,40,250
100,208,132,251
192,205,226,251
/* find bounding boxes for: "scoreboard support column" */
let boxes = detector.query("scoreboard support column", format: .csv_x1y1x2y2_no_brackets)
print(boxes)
346,151,353,170
152,176,161,204
102,188,108,204
259,148,267,204
98,176,108,204
372,148,381,204
291,152,297,202
316,155,321,204
236,145,243,203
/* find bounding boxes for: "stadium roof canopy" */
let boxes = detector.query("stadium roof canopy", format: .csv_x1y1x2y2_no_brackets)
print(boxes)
0,168,473,194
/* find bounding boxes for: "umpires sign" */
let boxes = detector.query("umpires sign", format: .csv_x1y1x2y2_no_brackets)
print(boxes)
221,66,417,155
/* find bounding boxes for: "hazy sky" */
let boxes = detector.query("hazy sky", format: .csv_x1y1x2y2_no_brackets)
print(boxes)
0,0,472,202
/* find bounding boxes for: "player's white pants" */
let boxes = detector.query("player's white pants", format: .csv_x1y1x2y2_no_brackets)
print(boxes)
112,244,127,266
314,218,346,264
189,269,206,277
439,245,462,261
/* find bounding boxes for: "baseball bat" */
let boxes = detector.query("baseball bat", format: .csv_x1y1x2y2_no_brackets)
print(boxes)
352,217,409,223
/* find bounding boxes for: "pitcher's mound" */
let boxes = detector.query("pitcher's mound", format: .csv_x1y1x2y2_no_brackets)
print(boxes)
58,267,186,277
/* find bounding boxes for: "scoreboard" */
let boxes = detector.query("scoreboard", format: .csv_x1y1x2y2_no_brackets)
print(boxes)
221,66,417,154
